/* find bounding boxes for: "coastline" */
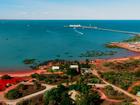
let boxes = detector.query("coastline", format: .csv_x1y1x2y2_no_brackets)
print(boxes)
0,69,64,77
106,54,140,62
1,53,140,77
108,42,140,53
0,70,46,77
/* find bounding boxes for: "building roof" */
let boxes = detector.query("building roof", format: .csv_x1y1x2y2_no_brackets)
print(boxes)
70,65,79,69
52,66,60,70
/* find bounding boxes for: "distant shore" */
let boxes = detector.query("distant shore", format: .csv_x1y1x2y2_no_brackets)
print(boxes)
108,42,140,53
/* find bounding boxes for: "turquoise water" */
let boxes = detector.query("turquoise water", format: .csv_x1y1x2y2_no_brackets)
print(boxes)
0,20,140,71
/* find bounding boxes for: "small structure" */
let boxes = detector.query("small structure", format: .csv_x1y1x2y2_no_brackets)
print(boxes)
52,66,60,70
70,65,79,72
81,68,91,75
70,65,79,69
69,90,79,101
136,92,140,97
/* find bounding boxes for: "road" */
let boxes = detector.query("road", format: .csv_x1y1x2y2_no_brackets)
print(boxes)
92,70,140,105
0,83,56,105
0,80,108,105
96,89,122,103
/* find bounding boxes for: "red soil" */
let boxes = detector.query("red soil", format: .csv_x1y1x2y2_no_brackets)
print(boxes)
0,77,26,91
0,70,46,77
93,88,122,103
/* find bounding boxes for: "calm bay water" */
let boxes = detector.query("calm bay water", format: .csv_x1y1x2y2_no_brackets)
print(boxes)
0,20,140,71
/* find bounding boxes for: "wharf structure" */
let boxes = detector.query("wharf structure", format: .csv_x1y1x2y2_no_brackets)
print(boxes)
65,25,140,36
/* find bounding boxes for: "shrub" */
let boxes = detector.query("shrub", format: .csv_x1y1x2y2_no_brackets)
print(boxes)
1,75,12,80
6,89,22,99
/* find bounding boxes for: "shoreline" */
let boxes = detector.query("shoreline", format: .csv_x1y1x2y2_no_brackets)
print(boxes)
106,54,140,62
1,54,140,77
0,69,64,77
108,42,140,53
0,70,46,77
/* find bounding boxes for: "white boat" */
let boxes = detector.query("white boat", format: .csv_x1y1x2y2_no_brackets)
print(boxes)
68,24,82,28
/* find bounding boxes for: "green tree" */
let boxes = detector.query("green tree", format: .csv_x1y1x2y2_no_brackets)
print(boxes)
66,69,79,77
90,78,101,84
33,80,41,90
44,85,68,105
76,91,102,105
1,75,12,79
6,89,22,99
66,68,79,83
105,86,116,96
17,84,27,91
131,85,140,95
17,100,31,105
60,92,74,105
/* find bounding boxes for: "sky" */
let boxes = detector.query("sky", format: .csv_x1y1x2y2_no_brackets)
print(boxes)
0,0,140,20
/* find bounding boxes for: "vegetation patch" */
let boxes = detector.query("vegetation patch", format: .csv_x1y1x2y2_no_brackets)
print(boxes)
104,86,132,101
78,74,102,84
103,59,140,71
131,85,140,95
31,73,79,85
105,44,121,48
101,72,136,90
44,82,102,105
5,81,45,99
1,75,13,80
17,94,44,105
123,35,140,42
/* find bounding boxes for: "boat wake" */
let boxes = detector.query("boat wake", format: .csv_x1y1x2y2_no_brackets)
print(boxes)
73,28,84,35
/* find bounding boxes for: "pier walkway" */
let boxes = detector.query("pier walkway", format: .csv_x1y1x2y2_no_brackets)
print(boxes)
66,25,140,35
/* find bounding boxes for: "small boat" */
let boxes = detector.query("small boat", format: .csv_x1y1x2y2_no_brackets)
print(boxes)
65,24,82,28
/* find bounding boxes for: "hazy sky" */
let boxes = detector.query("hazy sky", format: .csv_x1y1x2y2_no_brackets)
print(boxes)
0,0,140,20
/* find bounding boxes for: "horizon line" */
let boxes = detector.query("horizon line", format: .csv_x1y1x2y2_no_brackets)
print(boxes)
0,19,140,21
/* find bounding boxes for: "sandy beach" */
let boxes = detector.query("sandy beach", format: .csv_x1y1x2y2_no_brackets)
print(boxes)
0,70,46,77
0,69,64,77
109,42,140,53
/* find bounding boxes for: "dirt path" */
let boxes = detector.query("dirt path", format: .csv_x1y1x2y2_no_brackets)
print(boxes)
96,89,122,103
0,83,56,105
92,70,140,105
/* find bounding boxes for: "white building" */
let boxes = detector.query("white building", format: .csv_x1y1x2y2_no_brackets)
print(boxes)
70,65,79,69
52,66,60,70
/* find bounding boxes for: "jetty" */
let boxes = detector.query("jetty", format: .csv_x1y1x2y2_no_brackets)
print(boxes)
65,25,140,36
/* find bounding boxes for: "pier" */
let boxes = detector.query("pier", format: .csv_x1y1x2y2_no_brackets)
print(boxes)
66,25,140,36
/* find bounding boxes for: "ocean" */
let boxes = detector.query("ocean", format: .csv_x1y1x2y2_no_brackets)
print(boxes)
0,20,139,71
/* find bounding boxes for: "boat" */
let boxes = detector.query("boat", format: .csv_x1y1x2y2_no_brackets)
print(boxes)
64,24,82,28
